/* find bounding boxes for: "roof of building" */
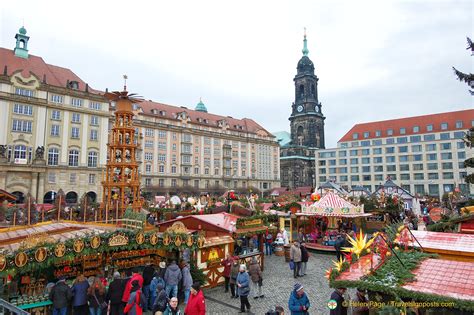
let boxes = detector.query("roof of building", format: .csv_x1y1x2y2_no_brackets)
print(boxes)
339,109,474,142
318,181,348,194
401,258,474,301
195,98,208,112
0,48,102,94
139,100,273,136
408,230,474,256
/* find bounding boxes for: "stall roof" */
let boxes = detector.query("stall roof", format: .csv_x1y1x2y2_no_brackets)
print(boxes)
0,189,16,202
402,259,474,301
159,213,241,233
300,192,370,217
408,230,474,256
0,222,114,252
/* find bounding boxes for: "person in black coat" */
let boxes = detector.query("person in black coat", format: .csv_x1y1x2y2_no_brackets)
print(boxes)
106,272,126,315
49,277,72,315
142,264,156,311
330,287,347,315
299,242,309,276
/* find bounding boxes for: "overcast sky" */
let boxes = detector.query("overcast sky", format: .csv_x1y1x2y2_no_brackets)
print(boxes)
1,0,472,147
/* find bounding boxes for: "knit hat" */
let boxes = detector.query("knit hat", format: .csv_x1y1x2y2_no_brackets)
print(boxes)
159,261,166,268
113,271,121,279
191,281,201,291
294,283,304,292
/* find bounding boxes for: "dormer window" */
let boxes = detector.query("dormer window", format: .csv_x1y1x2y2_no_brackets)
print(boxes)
69,81,79,90
151,109,158,115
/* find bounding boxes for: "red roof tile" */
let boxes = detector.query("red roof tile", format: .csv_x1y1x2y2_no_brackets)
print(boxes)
0,48,101,94
338,110,474,142
402,258,474,301
337,254,382,281
408,230,474,255
138,100,273,136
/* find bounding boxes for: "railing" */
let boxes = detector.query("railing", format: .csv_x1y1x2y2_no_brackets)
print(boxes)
0,298,30,315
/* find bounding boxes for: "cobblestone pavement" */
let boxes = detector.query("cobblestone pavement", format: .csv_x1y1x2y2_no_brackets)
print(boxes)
203,251,335,315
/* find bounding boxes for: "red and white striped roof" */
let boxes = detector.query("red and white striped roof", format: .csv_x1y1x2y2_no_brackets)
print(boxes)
313,192,356,209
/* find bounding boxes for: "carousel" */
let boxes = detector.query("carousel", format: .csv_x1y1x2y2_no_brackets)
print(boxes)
296,191,371,251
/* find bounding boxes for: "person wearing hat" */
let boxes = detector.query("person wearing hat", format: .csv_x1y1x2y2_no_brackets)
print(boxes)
236,264,251,313
229,257,240,298
329,287,348,315
151,282,167,315
158,261,167,280
184,282,206,315
106,271,126,315
288,283,310,315
49,276,72,315
124,280,144,315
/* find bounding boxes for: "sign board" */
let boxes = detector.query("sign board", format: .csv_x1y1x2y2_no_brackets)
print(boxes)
239,219,262,227
14,158,27,165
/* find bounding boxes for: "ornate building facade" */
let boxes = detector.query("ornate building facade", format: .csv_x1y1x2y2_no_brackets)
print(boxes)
0,27,280,204
280,33,326,189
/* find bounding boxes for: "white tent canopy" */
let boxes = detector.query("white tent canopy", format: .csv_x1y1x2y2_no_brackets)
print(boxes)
300,191,370,218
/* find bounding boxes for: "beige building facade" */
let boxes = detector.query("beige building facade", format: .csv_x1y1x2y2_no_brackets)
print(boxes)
0,27,280,204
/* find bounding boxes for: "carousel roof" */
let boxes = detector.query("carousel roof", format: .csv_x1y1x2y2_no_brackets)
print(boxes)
300,192,370,217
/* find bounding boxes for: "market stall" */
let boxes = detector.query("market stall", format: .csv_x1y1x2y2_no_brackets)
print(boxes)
296,192,371,251
158,212,276,287
0,221,200,311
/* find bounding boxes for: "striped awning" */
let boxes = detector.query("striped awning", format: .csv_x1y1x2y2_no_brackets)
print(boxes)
301,192,368,217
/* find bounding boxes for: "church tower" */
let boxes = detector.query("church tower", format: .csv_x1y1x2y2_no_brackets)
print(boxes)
289,31,325,149
279,31,326,189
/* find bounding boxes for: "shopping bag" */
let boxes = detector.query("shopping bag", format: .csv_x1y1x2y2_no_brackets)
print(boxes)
289,260,295,270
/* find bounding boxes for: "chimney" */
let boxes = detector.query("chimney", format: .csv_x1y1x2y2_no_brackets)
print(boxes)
85,83,89,93
43,74,46,83
3,66,7,76
66,79,70,88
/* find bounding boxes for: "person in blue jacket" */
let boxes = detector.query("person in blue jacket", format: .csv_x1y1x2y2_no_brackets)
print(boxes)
71,274,89,315
288,283,310,315
236,264,251,313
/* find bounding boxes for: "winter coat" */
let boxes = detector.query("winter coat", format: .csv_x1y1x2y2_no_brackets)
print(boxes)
49,281,72,309
122,273,144,303
152,285,168,313
163,304,182,315
142,265,155,286
71,280,89,307
290,244,302,262
164,263,182,286
149,276,165,306
300,245,309,263
184,290,206,315
87,287,105,309
288,290,310,315
106,278,126,305
181,265,193,289
352,292,369,315
236,271,250,297
124,290,143,315
221,258,232,277
248,261,262,283
329,290,347,315
229,263,240,284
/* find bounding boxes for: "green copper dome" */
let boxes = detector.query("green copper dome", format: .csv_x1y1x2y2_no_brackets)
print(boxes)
19,26,27,35
195,98,208,112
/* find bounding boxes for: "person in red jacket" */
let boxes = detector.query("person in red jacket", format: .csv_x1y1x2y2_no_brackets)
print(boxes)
221,254,233,293
184,282,206,315
122,268,144,304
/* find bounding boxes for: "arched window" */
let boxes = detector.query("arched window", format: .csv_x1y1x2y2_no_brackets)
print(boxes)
14,145,27,159
88,151,98,167
48,148,59,166
311,84,315,96
69,149,79,166
297,126,304,146
299,85,305,98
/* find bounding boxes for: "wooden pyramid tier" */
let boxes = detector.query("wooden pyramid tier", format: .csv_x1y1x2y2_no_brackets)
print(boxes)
101,90,143,220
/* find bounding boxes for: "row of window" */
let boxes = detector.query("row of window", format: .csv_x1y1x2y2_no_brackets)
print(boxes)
319,171,464,183
48,173,97,185
143,163,249,177
352,121,471,140
47,148,98,167
341,131,467,148
50,94,102,110
319,161,465,174
144,178,251,189
320,153,463,166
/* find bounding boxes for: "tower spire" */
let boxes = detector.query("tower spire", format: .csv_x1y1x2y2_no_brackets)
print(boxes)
302,27,309,56
123,74,128,91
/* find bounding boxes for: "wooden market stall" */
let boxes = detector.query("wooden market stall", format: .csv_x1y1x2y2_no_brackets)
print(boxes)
158,212,275,287
296,192,371,251
0,221,199,313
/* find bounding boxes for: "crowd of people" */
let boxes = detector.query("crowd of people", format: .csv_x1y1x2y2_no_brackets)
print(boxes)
48,261,205,315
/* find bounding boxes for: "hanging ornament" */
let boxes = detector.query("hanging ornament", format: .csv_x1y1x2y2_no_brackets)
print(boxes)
35,247,47,263
150,233,158,245
54,243,66,257
186,235,194,247
73,239,85,253
198,235,206,248
163,233,171,246
90,236,101,249
0,255,6,271
174,235,182,247
136,232,145,245
15,252,28,268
